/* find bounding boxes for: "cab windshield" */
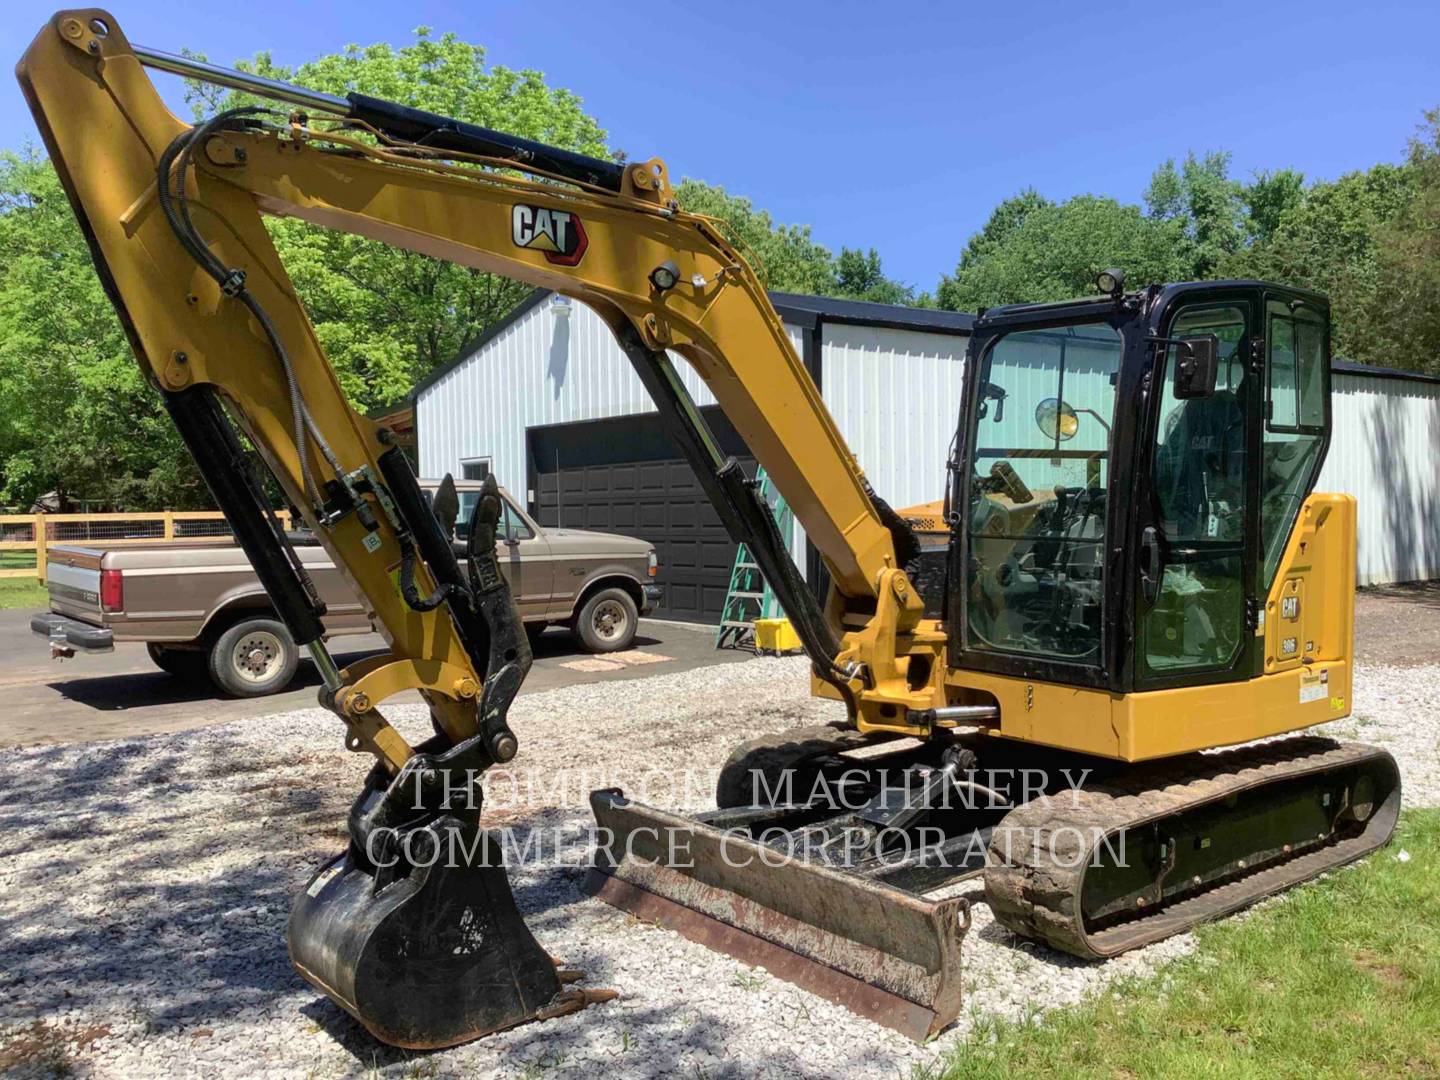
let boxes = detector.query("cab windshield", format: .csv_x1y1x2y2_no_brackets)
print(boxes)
964,323,1123,662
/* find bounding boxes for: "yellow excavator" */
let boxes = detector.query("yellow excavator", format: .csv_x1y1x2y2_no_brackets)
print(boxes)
19,9,1400,1049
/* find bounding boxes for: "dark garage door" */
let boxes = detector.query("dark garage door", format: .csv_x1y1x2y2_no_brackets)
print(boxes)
528,408,754,623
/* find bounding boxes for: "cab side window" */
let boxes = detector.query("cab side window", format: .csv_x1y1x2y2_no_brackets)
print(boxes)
1260,306,1327,590
455,491,534,542
500,499,535,541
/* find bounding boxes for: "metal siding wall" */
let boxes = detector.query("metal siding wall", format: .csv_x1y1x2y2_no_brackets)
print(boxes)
418,301,1440,594
418,297,717,500
417,300,810,572
820,323,968,513
1319,373,1440,586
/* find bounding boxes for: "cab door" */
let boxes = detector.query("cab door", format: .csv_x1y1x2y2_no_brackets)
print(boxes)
1257,292,1331,670
1134,294,1261,688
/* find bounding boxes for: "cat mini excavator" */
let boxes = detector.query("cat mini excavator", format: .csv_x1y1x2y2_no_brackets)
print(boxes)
20,10,1400,1048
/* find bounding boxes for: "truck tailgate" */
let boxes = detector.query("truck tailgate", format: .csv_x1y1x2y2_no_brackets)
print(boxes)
45,546,105,621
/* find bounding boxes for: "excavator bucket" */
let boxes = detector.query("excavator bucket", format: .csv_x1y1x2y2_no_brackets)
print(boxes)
289,815,567,1049
588,789,973,1041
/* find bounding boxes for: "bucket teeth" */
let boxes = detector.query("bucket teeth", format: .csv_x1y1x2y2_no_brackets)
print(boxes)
535,988,622,1021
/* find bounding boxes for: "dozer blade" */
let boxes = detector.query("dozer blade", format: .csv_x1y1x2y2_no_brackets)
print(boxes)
289,814,599,1050
588,789,971,1042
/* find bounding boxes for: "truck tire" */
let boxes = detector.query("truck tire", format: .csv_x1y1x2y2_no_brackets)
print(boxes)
146,642,207,682
572,587,638,653
208,617,299,697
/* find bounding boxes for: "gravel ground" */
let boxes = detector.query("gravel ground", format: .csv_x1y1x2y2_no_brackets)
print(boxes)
2,657,1436,1079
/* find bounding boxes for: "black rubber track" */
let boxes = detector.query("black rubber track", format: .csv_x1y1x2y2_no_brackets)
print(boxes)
714,723,891,809
984,737,1401,959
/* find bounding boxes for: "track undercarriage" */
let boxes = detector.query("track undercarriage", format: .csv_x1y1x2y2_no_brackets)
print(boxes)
589,723,1400,1039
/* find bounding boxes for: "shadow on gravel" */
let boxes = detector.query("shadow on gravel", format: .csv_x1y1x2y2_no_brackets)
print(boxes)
43,647,387,712
527,628,665,659
1,738,906,1076
0,736,353,1035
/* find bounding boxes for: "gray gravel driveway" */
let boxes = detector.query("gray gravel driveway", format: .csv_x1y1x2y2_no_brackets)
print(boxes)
2,654,1436,1078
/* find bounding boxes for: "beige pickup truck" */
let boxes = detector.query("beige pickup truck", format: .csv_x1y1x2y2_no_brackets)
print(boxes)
33,481,661,697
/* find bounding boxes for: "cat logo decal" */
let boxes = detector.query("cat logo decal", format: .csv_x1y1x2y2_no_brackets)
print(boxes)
512,204,588,266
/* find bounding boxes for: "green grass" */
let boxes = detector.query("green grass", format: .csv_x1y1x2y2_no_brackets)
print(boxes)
0,577,47,610
934,810,1440,1079
0,548,45,608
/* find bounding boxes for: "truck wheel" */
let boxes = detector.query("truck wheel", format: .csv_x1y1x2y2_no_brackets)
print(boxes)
572,588,637,653
208,617,299,697
146,642,207,682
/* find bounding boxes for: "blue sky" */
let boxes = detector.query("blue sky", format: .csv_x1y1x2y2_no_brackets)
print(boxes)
5,0,1437,290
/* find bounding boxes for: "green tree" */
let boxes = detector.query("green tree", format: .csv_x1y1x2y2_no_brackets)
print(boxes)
834,247,916,305
949,189,1052,277
936,195,1190,311
675,179,914,302
1223,161,1415,362
1144,151,1246,277
0,152,205,509
189,29,611,409
1353,108,1440,373
1243,168,1306,245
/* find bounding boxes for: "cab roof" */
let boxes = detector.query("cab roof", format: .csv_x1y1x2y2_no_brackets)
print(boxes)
974,280,1331,331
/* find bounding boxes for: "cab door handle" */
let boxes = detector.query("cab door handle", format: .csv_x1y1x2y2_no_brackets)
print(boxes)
1140,526,1163,605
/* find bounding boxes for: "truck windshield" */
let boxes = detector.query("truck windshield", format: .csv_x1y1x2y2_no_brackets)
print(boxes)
964,323,1123,663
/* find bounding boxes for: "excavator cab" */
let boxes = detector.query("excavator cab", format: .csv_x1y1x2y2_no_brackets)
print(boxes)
949,278,1331,690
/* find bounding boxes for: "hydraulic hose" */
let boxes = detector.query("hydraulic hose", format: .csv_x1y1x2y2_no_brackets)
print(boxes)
156,109,346,509
396,533,468,613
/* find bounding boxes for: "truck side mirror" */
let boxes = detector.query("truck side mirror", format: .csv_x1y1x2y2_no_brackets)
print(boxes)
1174,335,1220,399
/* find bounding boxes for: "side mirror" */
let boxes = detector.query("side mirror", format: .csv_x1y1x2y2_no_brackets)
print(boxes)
1035,397,1079,442
1174,335,1220,399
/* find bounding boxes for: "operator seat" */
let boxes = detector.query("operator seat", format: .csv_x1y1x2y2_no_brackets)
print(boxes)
1156,386,1246,538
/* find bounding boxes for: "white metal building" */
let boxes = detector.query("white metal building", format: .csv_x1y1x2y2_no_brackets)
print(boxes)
415,289,1439,619
1323,363,1440,585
